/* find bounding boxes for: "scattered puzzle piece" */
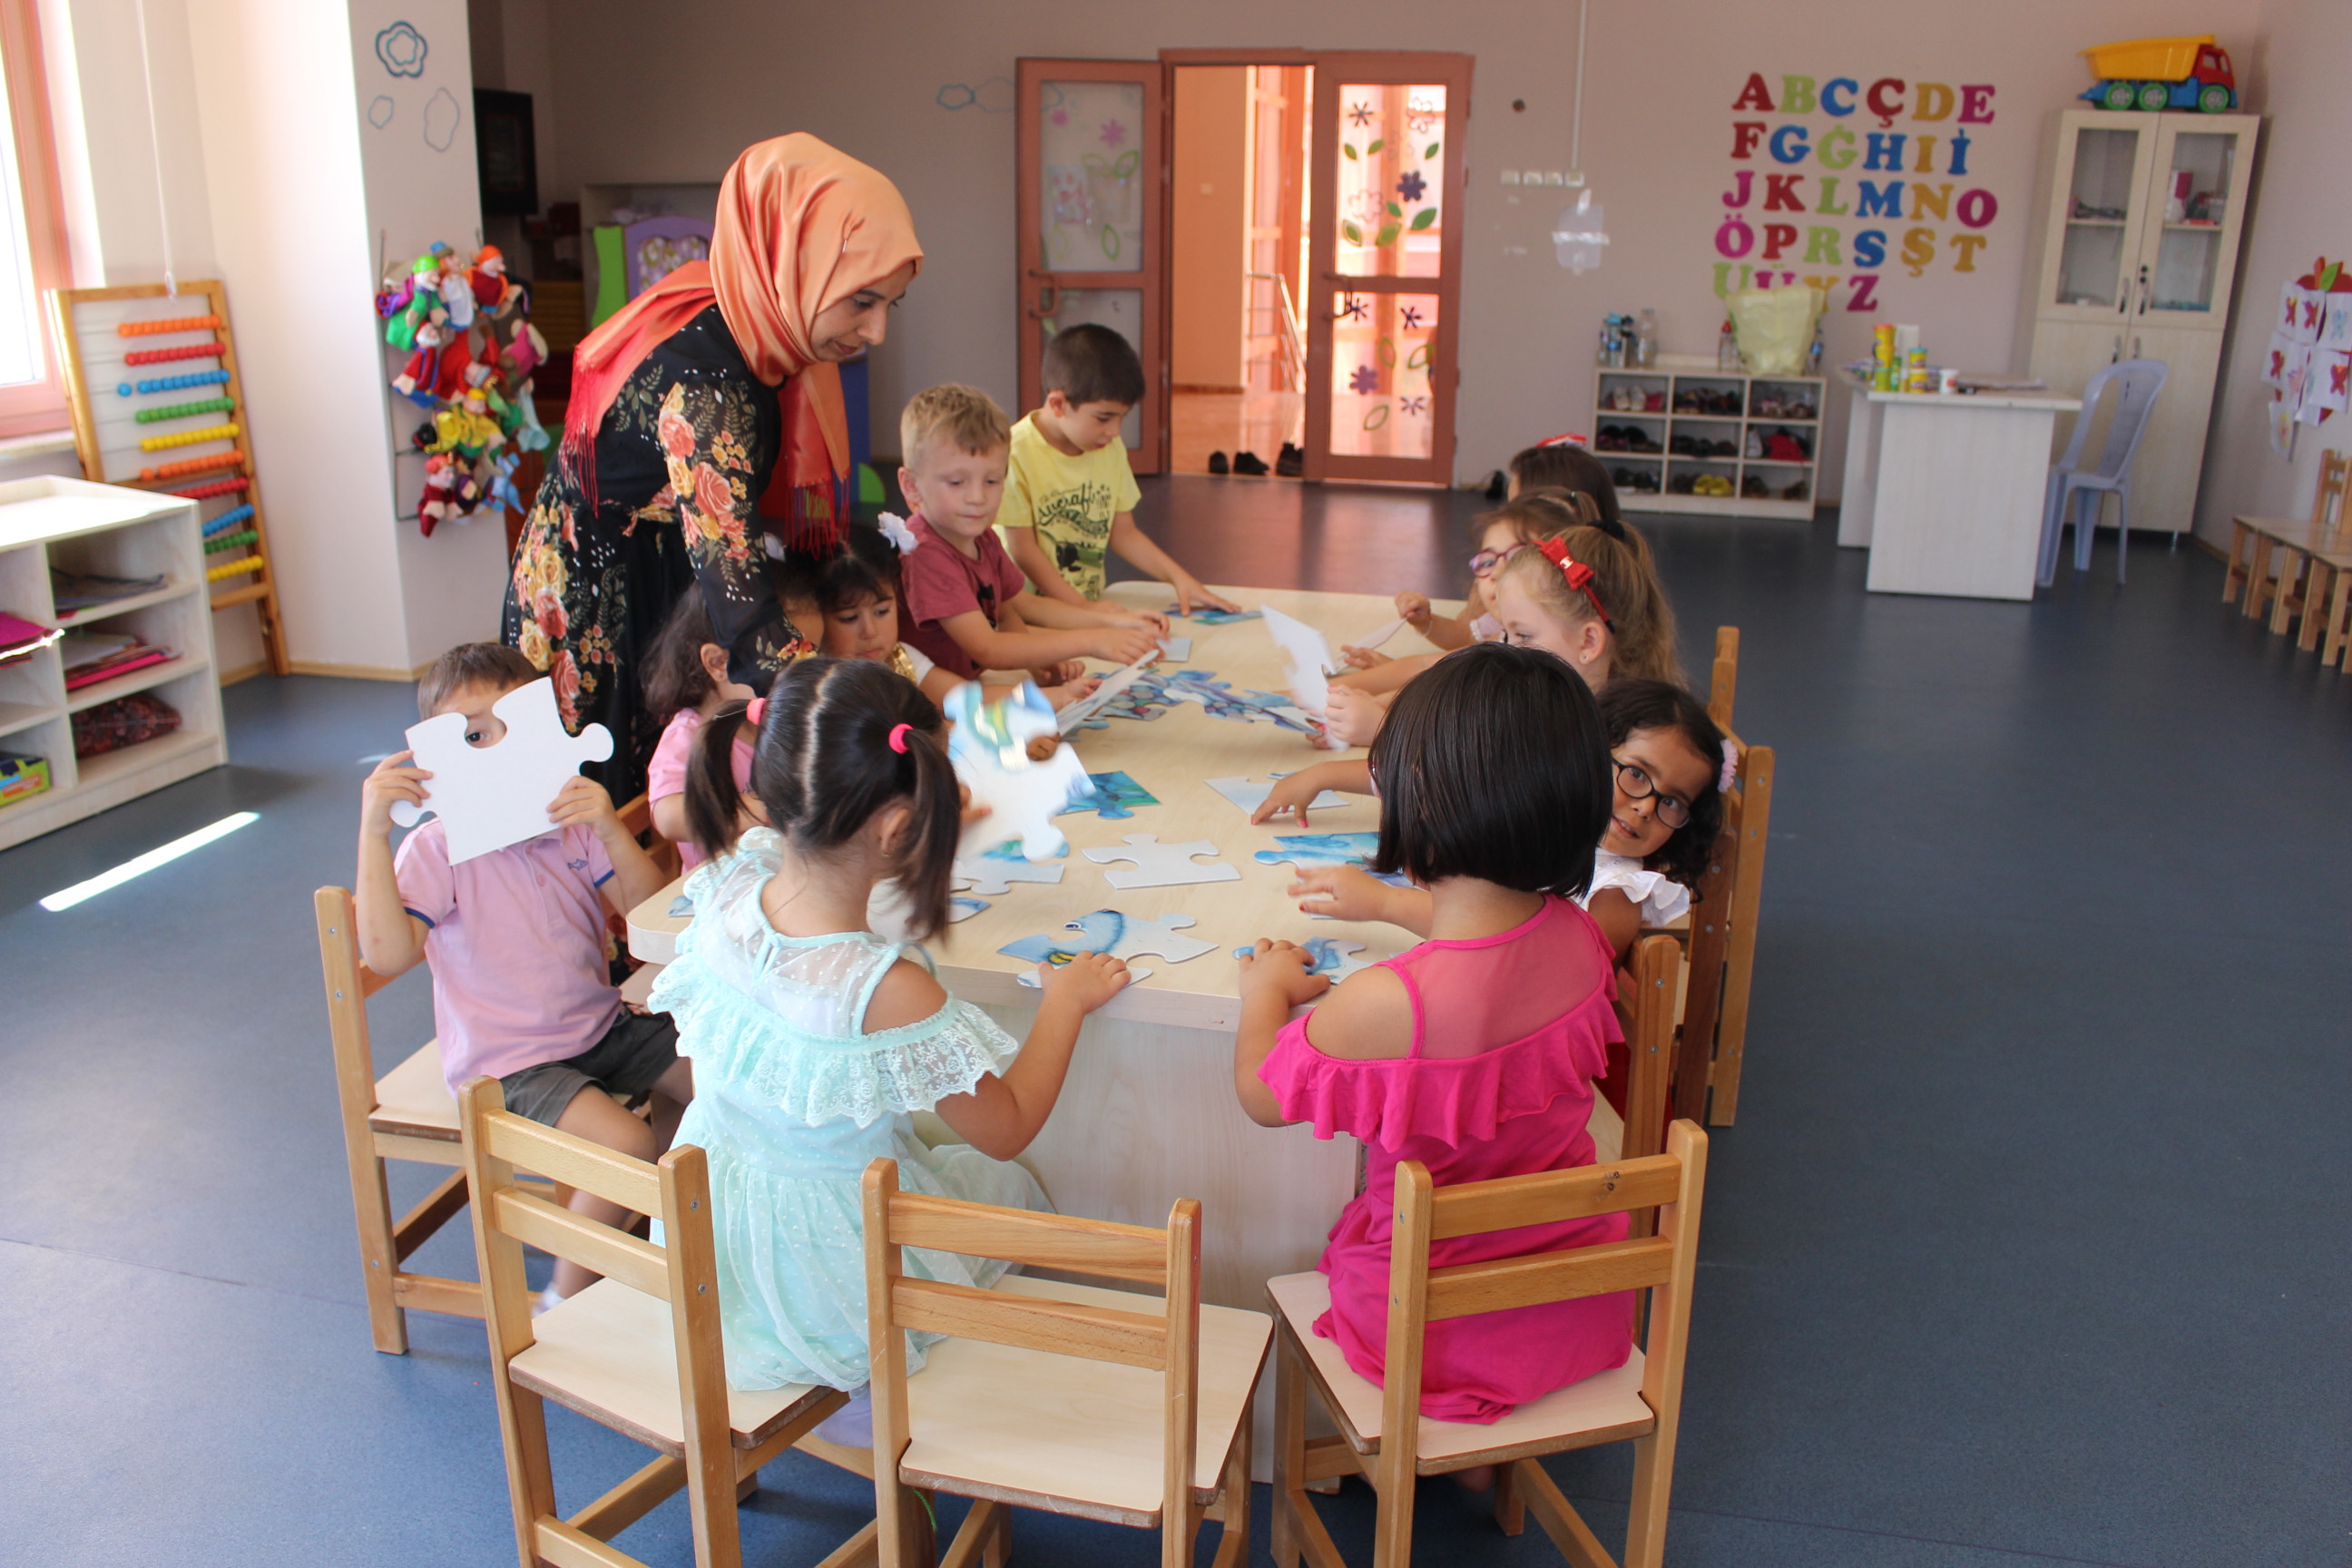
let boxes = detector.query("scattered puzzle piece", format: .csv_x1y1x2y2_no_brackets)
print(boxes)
389,677,614,864
1083,834,1242,888
1231,936,1374,982
945,680,1093,860
1056,651,1160,733
1158,636,1191,660
1253,833,1416,887
949,895,989,923
668,895,694,917
1206,774,1352,817
1001,908,1217,967
1171,605,1261,624
1058,769,1158,819
953,842,1068,897
1259,604,1338,716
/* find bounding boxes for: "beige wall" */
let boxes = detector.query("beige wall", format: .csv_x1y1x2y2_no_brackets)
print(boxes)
2192,0,2350,547
1171,66,1246,390
539,0,2255,492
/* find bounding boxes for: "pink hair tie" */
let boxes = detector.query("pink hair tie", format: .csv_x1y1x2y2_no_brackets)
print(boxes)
887,721,912,754
746,697,766,725
1718,739,1739,792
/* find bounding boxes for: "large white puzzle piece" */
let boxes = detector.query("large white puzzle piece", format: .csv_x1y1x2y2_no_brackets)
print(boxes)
1206,773,1352,818
1055,652,1159,734
1230,936,1374,982
1082,834,1241,889
1000,908,1217,968
953,851,1065,897
946,680,1093,859
389,677,613,864
1259,604,1338,717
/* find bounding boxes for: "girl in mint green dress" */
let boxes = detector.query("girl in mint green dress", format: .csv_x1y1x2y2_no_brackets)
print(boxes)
648,657,1130,1393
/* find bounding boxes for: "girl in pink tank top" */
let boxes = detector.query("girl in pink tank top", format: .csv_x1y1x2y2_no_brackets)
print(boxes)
1233,642,1631,1424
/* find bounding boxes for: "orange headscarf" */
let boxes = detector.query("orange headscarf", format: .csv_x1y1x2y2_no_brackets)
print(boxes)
563,133,923,552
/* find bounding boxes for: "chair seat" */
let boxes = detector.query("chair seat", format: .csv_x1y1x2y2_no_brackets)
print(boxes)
370,1042,458,1142
511,1278,836,1455
898,1275,1271,1526
2234,514,2347,552
1267,1271,1654,1473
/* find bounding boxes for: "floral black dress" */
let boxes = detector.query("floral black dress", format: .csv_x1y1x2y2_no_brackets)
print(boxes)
503,307,814,802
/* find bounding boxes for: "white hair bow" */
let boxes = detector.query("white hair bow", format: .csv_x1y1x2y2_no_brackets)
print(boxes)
877,512,919,554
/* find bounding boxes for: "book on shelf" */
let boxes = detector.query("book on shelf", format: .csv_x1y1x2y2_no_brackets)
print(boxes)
50,569,167,613
0,611,61,664
0,751,50,807
59,632,176,691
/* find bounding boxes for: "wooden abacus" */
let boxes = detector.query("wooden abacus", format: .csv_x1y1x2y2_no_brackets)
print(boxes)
47,280,289,676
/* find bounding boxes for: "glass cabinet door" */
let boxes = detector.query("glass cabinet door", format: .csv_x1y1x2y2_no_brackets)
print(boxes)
2049,118,2152,316
2140,116,2259,322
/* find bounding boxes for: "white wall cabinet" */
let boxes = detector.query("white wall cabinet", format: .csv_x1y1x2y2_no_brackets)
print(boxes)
2016,108,2260,536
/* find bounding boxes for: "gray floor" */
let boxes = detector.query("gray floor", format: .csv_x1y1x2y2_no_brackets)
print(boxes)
3,495,2347,1566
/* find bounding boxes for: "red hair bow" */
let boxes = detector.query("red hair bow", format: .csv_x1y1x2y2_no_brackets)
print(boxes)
1537,537,1611,622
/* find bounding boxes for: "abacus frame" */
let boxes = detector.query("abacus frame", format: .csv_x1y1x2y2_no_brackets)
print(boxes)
48,279,289,677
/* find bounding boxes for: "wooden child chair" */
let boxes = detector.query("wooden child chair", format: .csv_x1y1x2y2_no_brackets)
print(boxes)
1269,1122,1710,1568
2226,448,2348,637
315,885,492,1353
860,1160,1270,1568
1589,934,1682,1167
457,1078,875,1568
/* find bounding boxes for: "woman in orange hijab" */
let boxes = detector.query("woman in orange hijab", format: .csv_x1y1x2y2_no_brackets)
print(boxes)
502,134,921,799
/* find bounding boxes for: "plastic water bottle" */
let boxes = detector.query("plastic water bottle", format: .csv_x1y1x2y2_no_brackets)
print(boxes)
1637,309,1659,368
1717,318,1739,371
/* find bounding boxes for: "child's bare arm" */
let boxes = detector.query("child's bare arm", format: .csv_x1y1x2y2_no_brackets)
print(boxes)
1335,650,1440,695
649,792,691,848
1004,525,1093,607
1109,513,1239,612
549,776,667,916
944,602,1157,670
1585,887,1642,961
1232,940,1331,1125
897,953,1131,1160
356,752,430,977
1289,866,1434,936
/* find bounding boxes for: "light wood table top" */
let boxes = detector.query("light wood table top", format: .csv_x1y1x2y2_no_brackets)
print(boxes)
627,582,1455,1030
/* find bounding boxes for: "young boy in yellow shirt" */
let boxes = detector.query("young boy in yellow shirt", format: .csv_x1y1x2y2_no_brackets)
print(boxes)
1000,323,1240,615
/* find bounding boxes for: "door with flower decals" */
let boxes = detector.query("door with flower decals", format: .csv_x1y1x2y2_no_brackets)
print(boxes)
1305,55,1470,484
1015,59,1168,474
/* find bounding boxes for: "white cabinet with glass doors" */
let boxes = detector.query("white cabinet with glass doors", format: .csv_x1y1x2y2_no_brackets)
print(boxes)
2015,108,2259,536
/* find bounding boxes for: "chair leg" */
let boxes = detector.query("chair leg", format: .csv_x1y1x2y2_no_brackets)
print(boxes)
1208,1399,1253,1568
2326,570,2352,670
1270,1328,1307,1568
2225,522,2250,603
1494,1455,1525,1536
2298,563,2334,652
2271,548,2307,636
351,1152,409,1355
2073,488,2099,573
2114,490,2129,584
2036,475,2066,587
2246,536,2278,620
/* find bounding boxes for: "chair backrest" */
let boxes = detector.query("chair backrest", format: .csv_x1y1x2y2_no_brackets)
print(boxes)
457,1078,735,1507
1619,935,1683,1169
1706,627,1738,733
860,1161,1200,1541
316,887,397,1121
1384,1122,1709,1459
2057,358,2169,482
2309,449,2349,535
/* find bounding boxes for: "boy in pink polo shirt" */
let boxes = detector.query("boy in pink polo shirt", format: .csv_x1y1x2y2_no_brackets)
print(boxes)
357,642,681,1300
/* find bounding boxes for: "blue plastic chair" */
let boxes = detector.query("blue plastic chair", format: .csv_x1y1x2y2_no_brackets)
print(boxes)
2038,358,2169,586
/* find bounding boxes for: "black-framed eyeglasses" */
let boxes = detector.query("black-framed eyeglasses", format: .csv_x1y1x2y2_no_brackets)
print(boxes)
1467,542,1527,579
1613,758,1691,828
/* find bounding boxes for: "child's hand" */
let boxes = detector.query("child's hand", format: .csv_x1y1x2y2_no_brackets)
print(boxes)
1024,732,1063,762
1170,574,1241,614
1251,770,1330,828
1237,939,1332,1008
1289,866,1392,924
958,783,994,832
1394,591,1432,630
1093,626,1161,665
1107,605,1172,636
1043,676,1102,714
1031,660,1088,688
360,750,431,837
547,774,623,839
1338,644,1393,671
1039,950,1132,1013
1321,686,1385,749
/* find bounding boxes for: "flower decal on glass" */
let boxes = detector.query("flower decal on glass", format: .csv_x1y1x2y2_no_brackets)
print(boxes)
1050,108,1068,125
1348,102,1375,127
374,21,427,78
1398,305,1424,330
1401,395,1428,416
1099,119,1127,148
1339,294,1369,323
1348,364,1381,396
1396,170,1427,204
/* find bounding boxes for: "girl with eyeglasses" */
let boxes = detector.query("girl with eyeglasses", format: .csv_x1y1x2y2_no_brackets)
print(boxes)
1581,680,1730,961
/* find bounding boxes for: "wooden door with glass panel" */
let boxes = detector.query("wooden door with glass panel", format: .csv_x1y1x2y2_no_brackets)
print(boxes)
1014,59,1167,474
1302,54,1471,484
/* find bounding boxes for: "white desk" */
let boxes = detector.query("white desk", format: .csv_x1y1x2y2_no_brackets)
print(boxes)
627,583,1454,1313
1835,372,2081,600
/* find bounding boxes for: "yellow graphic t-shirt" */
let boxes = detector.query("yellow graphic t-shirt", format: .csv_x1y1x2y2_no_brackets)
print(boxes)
999,412,1142,600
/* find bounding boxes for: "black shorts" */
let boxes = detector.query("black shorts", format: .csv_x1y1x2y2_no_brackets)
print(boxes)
497,1009,681,1127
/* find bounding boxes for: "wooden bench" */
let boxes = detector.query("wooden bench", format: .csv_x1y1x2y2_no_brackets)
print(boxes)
2227,450,2348,643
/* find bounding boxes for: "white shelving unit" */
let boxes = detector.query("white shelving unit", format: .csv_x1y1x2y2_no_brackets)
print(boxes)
0,476,223,851
1592,354,1824,520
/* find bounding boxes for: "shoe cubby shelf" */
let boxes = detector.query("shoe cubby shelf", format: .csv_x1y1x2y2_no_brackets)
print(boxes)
0,476,224,851
1592,357,1825,520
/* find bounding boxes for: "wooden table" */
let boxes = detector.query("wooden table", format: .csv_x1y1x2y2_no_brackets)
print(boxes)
1834,371,2082,600
628,583,1448,1313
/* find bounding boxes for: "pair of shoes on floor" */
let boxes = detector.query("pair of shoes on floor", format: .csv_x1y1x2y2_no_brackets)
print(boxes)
1276,441,1303,476
1207,449,1273,476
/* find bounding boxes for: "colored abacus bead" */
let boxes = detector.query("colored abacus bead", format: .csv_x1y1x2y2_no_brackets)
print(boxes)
206,554,266,582
138,422,239,452
122,343,227,366
128,369,230,396
172,477,249,501
119,314,220,337
116,383,132,397
133,397,236,425
203,529,259,554
138,453,243,482
201,505,256,534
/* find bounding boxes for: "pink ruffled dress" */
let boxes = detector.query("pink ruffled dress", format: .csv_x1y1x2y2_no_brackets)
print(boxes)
1259,896,1632,1423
